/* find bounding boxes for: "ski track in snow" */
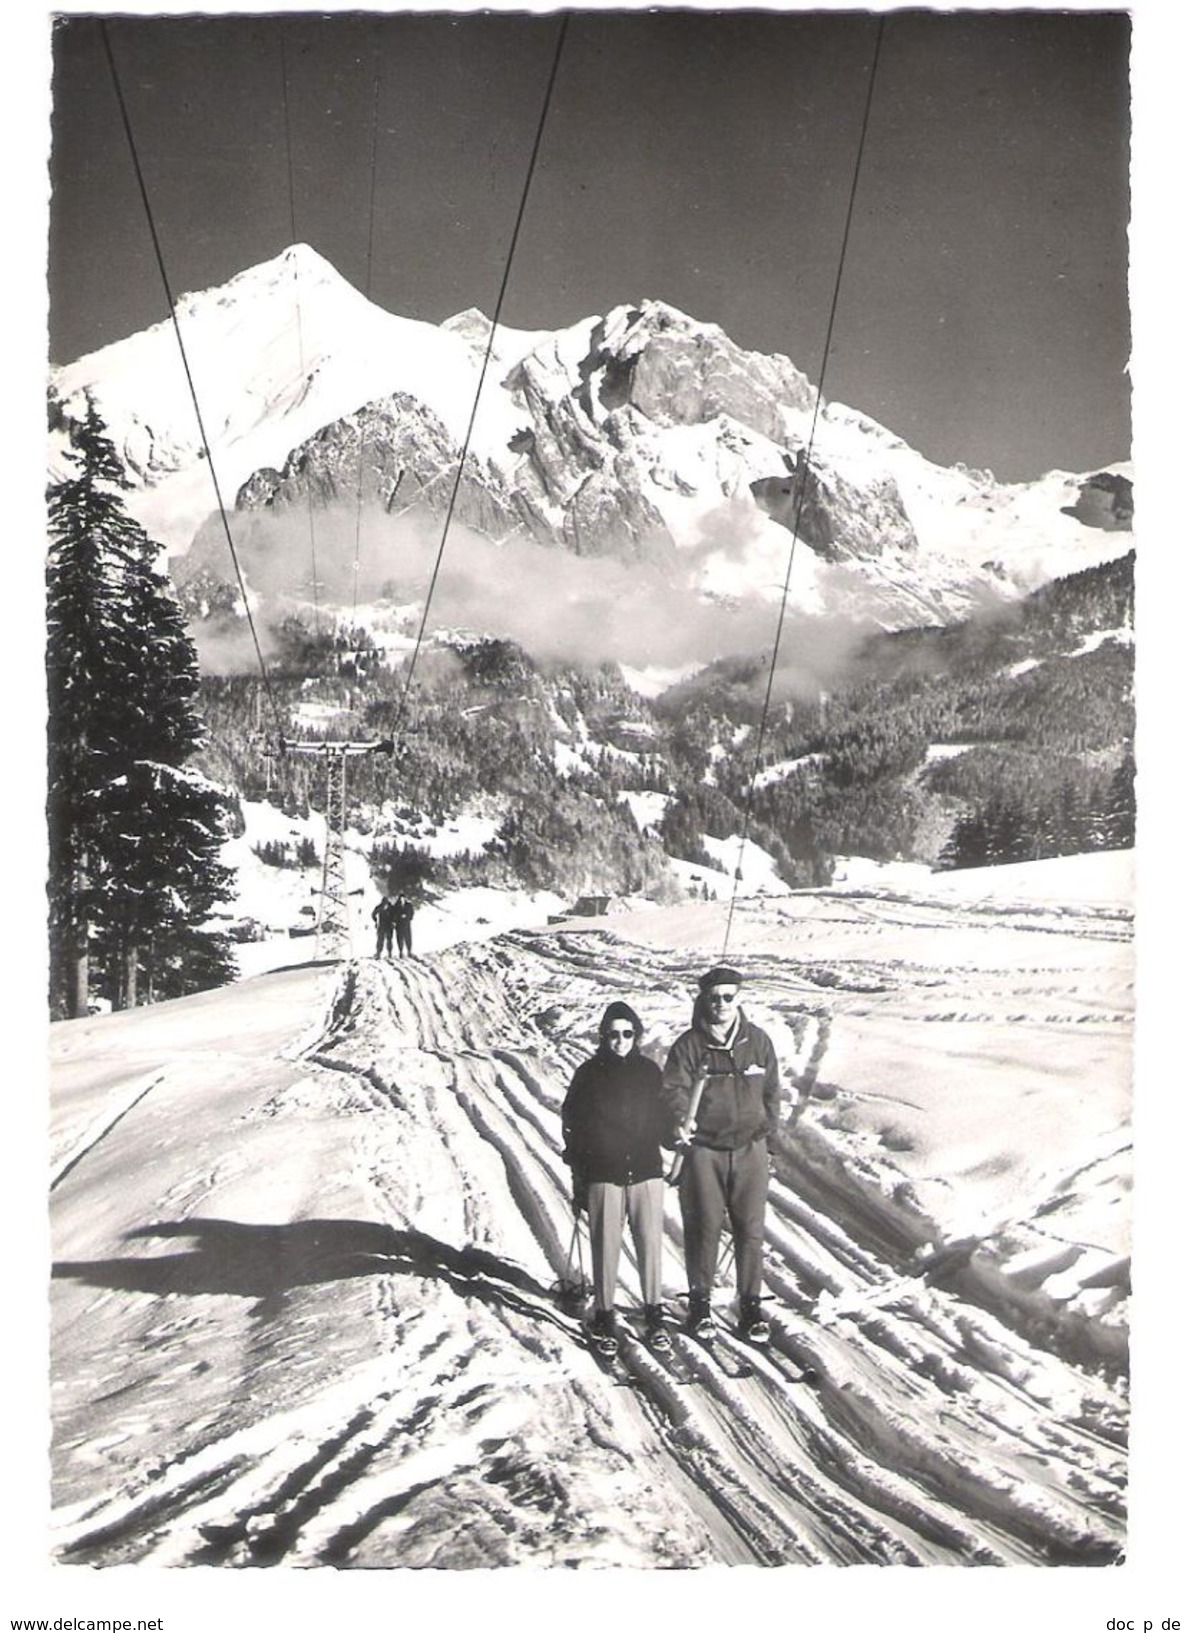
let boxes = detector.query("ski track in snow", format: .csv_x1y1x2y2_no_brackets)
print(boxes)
49,890,1129,1569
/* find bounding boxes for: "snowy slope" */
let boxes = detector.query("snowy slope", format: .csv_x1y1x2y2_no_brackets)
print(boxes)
815,402,1134,589
49,244,540,555
215,797,564,981
48,853,1132,1571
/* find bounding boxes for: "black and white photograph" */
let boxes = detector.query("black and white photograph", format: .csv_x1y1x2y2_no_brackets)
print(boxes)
9,0,1185,1622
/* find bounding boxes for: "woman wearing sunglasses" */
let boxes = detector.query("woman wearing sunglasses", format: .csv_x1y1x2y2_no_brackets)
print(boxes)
561,1000,672,1357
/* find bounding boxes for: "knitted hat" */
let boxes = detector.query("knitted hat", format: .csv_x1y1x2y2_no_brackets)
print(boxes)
599,1000,643,1041
698,965,744,992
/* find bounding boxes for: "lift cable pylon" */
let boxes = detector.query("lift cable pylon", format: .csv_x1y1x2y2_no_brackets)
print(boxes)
277,736,396,958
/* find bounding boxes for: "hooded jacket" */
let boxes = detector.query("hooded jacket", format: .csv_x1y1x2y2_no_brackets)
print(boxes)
561,1002,669,1186
662,997,781,1153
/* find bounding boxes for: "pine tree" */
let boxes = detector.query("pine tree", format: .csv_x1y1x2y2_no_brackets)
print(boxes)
47,393,235,1016
1104,749,1136,848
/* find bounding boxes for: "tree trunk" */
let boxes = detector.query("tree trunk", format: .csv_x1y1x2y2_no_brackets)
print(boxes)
65,849,90,1019
68,935,89,1019
123,941,139,1009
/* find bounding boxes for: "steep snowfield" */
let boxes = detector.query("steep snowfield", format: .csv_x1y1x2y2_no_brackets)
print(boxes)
50,245,539,554
45,851,1134,1597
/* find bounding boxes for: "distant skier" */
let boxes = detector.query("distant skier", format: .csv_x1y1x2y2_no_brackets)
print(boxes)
561,1001,673,1356
372,893,397,958
663,965,782,1343
394,895,415,958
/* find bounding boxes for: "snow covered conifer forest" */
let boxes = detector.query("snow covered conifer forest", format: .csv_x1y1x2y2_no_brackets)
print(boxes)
46,394,236,1018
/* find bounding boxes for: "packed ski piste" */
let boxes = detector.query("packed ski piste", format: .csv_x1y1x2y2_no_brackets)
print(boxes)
46,851,1133,1577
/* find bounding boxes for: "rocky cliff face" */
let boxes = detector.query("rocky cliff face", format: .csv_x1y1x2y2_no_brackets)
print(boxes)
749,450,917,562
235,391,534,547
229,299,922,577
1062,472,1134,532
571,303,816,442
50,247,1133,635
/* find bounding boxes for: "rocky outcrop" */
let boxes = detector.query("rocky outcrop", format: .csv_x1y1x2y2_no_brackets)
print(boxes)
750,450,918,561
507,341,610,508
595,303,816,440
500,302,912,564
562,460,672,562
234,392,532,545
211,300,928,583
1062,471,1133,532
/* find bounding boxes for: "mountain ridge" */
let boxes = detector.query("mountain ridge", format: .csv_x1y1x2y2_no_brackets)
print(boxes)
50,243,1134,639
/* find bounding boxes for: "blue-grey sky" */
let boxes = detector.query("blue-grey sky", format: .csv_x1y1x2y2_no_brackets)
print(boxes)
47,8,1130,482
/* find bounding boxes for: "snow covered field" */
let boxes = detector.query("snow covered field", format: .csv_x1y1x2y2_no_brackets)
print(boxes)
21,846,1175,1629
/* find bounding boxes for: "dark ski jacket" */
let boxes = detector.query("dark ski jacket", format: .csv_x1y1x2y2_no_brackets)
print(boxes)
561,1048,670,1187
662,1005,781,1154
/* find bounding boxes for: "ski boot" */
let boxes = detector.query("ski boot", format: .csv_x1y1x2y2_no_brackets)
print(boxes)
643,1304,672,1353
686,1289,714,1339
737,1294,770,1344
588,1308,619,1358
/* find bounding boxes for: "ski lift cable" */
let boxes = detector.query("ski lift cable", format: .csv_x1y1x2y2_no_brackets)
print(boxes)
722,15,886,956
392,14,570,735
98,21,287,741
280,34,323,641
351,37,384,627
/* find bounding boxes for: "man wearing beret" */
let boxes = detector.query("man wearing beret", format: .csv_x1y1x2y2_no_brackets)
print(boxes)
663,965,782,1342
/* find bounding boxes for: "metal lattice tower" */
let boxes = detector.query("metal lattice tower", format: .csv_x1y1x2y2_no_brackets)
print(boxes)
278,736,396,960
317,747,349,956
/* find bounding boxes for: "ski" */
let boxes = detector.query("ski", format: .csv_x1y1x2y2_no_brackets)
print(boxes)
589,1336,626,1367
720,1310,830,1385
679,1326,756,1381
586,1333,640,1389
713,1340,757,1381
549,1278,639,1389
623,1319,697,1382
654,1341,699,1384
735,1319,824,1386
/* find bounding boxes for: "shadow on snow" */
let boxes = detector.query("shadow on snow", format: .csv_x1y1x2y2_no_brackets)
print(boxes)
53,1216,572,1328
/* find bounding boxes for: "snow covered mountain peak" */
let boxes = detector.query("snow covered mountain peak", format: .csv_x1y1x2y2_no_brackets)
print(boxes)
50,245,1133,630
440,306,497,345
598,297,718,350
50,243,522,549
59,242,363,386
183,241,352,313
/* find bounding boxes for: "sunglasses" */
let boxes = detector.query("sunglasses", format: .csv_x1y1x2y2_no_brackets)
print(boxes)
607,1026,636,1039
706,990,739,1004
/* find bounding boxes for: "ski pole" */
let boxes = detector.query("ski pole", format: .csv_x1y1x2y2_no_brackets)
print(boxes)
575,1209,590,1298
716,1234,734,1286
564,1216,581,1284
666,1073,707,1186
559,1214,589,1301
